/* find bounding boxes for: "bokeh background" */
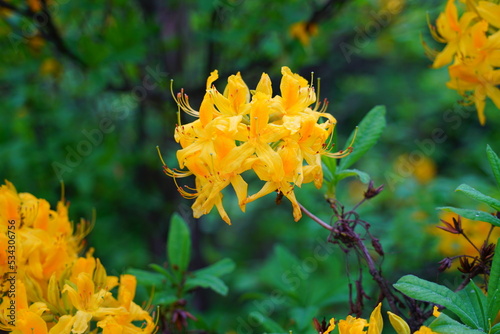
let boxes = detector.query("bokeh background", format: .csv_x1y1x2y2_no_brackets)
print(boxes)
1,0,500,332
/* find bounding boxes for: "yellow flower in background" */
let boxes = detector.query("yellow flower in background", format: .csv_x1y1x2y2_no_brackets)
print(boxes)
393,154,437,184
431,211,500,258
0,181,156,333
27,35,45,54
428,0,500,125
428,0,477,69
289,21,319,46
40,58,63,79
379,0,405,15
27,0,43,12
165,67,350,224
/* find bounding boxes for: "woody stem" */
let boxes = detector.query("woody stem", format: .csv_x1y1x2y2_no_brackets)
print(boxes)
299,203,333,231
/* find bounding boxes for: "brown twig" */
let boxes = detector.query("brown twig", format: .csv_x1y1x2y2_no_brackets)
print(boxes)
0,0,87,68
299,202,333,231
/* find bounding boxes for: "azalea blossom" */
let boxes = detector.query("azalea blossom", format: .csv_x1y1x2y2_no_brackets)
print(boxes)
165,67,350,224
322,303,439,334
428,0,500,124
0,181,156,333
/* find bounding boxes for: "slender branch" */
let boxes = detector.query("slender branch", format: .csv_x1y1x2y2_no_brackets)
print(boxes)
461,231,481,253
350,198,366,214
353,232,401,316
299,202,333,231
0,0,87,68
39,0,87,68
455,274,473,292
0,0,22,13
485,225,496,245
301,201,401,318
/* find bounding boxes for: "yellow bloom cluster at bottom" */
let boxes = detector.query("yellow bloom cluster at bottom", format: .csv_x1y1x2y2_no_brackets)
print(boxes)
0,181,156,333
323,303,439,334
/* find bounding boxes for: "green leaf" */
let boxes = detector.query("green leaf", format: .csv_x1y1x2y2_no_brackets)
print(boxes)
291,306,320,331
126,268,166,287
153,290,178,306
429,312,486,334
438,207,500,227
487,145,500,190
338,105,386,170
335,168,371,184
394,275,481,329
456,184,500,211
487,239,500,326
185,274,228,296
193,258,235,278
167,213,192,275
457,281,488,330
322,157,336,182
149,263,174,281
258,315,287,334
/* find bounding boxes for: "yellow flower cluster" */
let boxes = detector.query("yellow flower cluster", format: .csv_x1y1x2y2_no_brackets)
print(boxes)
165,66,350,225
0,181,156,334
428,0,500,125
323,303,439,334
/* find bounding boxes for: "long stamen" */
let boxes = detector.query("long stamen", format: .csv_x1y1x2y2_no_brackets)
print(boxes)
176,179,198,199
170,79,200,117
157,146,192,178
322,126,358,158
177,90,200,117
313,77,322,112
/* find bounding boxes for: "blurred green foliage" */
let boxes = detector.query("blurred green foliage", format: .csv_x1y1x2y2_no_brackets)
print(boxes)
2,0,500,332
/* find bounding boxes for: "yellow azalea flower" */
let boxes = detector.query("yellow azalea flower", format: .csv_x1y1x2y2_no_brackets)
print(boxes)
0,181,156,333
447,63,500,125
47,315,75,334
432,306,441,318
0,181,90,294
429,0,477,68
0,280,49,334
387,312,410,334
368,303,383,334
324,318,336,334
61,272,113,333
165,67,348,224
428,0,500,124
338,315,368,333
327,304,439,334
96,275,156,333
333,303,382,334
387,312,439,334
476,1,500,29
11,310,49,334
